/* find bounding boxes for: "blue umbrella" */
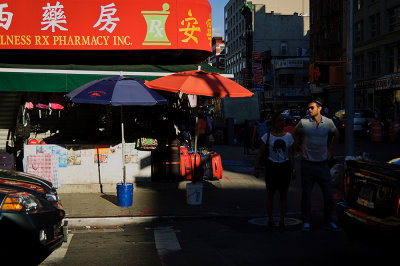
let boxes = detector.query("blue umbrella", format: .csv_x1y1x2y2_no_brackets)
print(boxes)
65,75,168,106
65,75,168,185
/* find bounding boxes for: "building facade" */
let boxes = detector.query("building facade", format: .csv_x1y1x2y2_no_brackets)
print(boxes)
210,37,225,70
309,0,400,121
353,0,400,121
224,0,310,114
309,0,346,113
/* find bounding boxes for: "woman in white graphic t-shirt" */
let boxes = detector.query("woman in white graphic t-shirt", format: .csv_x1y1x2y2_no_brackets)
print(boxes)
254,113,295,232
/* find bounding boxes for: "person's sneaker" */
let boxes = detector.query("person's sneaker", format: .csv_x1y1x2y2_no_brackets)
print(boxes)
302,222,311,232
326,221,341,232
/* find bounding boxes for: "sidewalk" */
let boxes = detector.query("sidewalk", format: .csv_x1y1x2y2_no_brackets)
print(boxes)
59,139,399,228
59,145,272,228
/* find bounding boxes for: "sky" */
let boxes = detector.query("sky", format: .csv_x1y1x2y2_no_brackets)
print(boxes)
209,0,229,37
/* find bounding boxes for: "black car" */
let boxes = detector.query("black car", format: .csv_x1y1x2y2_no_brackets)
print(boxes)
336,160,400,252
0,169,66,261
332,109,374,140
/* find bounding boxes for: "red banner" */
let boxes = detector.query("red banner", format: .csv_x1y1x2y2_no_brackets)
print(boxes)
0,0,212,51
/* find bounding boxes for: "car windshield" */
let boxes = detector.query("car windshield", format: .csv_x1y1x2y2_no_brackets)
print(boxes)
291,110,302,116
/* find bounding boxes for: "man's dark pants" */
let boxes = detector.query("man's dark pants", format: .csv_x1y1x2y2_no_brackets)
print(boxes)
300,160,336,224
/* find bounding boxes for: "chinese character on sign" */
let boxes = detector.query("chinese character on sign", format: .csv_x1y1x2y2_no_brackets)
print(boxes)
206,15,211,47
179,10,201,44
93,3,120,33
0,3,13,30
41,1,68,32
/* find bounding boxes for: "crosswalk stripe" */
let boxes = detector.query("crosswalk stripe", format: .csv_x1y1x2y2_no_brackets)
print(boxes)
154,226,181,256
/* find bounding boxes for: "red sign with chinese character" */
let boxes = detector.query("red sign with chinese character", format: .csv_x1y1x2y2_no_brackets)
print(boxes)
0,0,212,52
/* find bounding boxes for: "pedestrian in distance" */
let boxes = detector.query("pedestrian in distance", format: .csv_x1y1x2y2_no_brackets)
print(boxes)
284,118,294,134
254,112,295,232
252,111,269,149
292,98,341,232
197,110,209,148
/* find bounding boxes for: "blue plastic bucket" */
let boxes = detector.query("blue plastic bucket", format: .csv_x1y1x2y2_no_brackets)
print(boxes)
117,183,133,207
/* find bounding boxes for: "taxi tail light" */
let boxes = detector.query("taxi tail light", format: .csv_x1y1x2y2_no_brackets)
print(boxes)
396,194,400,217
344,174,351,198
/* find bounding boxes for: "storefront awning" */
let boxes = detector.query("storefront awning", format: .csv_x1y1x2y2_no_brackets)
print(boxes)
0,62,232,92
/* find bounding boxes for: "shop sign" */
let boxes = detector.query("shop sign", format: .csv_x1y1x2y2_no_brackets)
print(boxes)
375,78,391,90
0,0,211,52
254,84,263,92
355,79,375,89
309,83,322,94
392,76,400,89
279,87,309,96
274,59,304,69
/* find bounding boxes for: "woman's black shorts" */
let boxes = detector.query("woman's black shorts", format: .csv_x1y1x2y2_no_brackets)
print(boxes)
264,160,291,191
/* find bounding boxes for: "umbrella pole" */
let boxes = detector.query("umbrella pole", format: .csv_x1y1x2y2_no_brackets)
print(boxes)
193,108,198,183
121,106,126,185
96,147,103,193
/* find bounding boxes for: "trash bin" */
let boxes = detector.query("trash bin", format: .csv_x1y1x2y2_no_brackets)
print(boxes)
117,183,133,207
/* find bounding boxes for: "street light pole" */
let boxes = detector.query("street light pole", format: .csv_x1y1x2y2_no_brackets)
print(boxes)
345,0,354,156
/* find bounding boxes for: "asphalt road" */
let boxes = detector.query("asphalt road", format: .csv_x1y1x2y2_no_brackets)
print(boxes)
36,137,398,265
38,215,393,266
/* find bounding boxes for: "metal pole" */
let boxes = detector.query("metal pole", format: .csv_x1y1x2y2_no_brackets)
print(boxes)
121,106,126,184
193,108,198,183
345,0,354,156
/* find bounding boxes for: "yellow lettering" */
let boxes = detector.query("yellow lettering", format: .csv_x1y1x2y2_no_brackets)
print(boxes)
35,36,42,45
90,36,97,45
6,35,13,45
18,35,30,46
67,36,74,45
103,36,109,45
123,36,132,45
81,36,90,46
59,36,66,45
14,35,20,45
74,36,81,45
96,36,103,45
42,36,50,45
52,36,59,45
117,36,124,45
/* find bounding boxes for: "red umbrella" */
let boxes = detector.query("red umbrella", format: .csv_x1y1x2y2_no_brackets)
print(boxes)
146,68,253,184
145,69,253,98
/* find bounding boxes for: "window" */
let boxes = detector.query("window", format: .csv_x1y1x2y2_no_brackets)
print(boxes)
355,21,363,43
355,55,364,79
370,13,380,38
279,74,294,86
355,0,363,11
281,42,288,56
387,46,400,73
369,51,380,76
389,6,400,32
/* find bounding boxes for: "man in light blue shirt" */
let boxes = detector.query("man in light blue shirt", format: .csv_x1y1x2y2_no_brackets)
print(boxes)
293,98,340,232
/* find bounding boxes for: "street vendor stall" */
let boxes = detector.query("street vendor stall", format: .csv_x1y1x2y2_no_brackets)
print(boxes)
0,0,237,196
23,142,151,193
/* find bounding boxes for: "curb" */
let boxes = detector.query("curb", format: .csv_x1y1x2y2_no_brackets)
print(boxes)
64,212,301,229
